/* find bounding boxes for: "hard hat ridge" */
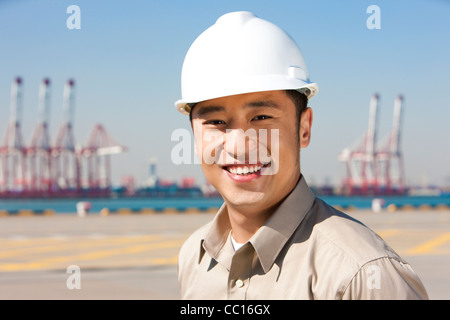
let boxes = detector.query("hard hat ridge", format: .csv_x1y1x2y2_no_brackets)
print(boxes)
215,11,255,28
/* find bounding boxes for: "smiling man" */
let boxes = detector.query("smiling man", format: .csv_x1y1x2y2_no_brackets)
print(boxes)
176,11,428,300
190,90,310,244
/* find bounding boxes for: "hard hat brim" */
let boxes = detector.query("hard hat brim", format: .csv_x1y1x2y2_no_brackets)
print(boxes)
175,82,318,116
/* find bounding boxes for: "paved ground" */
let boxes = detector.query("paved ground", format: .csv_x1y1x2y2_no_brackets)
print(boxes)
0,209,449,299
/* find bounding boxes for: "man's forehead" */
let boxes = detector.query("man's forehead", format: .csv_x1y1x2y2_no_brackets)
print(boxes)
193,91,289,116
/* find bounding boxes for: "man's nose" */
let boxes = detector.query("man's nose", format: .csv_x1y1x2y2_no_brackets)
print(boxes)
223,129,258,163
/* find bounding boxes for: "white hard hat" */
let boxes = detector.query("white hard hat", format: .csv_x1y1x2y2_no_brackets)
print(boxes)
175,11,318,115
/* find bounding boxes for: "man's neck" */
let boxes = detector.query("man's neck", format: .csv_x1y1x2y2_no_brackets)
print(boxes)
226,202,279,243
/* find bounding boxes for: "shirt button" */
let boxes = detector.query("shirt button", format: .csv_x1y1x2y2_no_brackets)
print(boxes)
235,279,244,288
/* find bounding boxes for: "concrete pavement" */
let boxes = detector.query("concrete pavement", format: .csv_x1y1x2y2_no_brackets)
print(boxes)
0,209,449,299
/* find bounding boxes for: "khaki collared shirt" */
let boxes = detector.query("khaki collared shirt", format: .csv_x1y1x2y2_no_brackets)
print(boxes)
178,177,428,299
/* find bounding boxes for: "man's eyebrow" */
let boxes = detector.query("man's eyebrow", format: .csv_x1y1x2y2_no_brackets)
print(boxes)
194,100,280,117
244,100,280,109
194,105,225,117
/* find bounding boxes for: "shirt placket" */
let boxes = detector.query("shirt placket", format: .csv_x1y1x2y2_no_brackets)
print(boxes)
227,244,254,299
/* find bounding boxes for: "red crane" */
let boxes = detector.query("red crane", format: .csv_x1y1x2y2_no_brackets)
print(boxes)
27,78,52,195
338,94,406,196
80,123,127,195
0,77,127,198
53,79,80,195
338,94,379,195
0,77,27,196
375,95,405,195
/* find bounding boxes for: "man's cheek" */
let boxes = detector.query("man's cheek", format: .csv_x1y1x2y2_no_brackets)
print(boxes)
260,129,279,175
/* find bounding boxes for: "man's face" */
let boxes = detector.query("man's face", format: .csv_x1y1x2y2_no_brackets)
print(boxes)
191,90,312,215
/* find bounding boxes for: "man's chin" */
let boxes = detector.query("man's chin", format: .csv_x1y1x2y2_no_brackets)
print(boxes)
221,189,267,209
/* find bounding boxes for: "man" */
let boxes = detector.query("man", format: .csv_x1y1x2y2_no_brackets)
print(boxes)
175,11,428,299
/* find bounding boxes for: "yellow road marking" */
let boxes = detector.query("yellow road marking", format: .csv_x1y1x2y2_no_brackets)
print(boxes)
406,232,450,255
151,255,178,265
0,234,162,259
0,236,70,248
0,239,184,272
376,229,400,239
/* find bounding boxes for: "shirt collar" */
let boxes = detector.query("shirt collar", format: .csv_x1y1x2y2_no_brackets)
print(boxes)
250,176,316,273
200,203,234,270
200,176,316,273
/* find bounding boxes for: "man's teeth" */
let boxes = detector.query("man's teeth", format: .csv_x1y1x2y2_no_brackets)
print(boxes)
227,164,266,175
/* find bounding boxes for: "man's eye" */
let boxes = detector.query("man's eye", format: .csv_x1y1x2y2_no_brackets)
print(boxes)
204,119,226,125
253,115,272,121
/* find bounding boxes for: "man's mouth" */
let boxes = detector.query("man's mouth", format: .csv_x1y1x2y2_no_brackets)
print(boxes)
223,162,271,176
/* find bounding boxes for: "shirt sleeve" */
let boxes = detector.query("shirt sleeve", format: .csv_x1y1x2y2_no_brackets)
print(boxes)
340,257,429,300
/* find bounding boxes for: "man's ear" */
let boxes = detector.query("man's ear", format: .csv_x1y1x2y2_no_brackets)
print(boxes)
299,107,313,148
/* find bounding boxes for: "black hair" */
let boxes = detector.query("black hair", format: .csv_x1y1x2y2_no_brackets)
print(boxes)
188,90,308,124
284,90,308,124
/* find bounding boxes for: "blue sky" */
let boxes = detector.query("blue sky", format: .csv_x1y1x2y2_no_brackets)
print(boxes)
0,0,449,187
